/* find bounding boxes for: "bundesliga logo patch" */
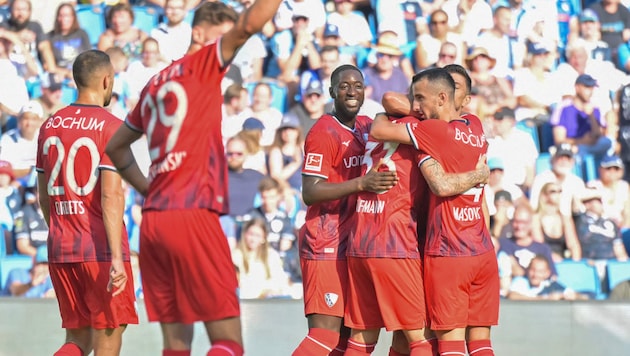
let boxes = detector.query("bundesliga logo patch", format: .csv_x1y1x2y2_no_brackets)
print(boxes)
305,153,323,172
324,292,338,308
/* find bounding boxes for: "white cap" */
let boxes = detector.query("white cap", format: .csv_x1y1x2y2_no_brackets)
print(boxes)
19,100,44,118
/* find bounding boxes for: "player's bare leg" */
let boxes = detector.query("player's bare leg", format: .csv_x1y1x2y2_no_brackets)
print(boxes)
204,317,243,355
54,327,91,356
344,328,379,355
391,328,438,356
434,328,466,356
161,323,194,350
465,326,494,356
92,325,127,356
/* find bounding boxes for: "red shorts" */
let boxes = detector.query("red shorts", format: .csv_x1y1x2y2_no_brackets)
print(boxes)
301,259,348,317
140,209,240,323
345,257,425,331
50,261,138,329
424,250,500,330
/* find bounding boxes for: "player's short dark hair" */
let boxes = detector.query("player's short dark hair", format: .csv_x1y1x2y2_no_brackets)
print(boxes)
443,64,472,94
330,64,363,89
192,1,238,27
258,176,281,193
72,50,111,89
412,67,455,98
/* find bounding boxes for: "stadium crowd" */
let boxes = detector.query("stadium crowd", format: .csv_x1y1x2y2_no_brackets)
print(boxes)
1,0,630,303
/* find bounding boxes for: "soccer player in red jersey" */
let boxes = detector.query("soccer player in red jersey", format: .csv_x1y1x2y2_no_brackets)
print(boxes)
371,67,499,356
104,2,283,356
292,64,399,356
36,49,138,356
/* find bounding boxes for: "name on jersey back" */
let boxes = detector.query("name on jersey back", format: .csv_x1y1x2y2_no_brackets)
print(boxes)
55,200,85,215
45,115,106,131
148,151,187,181
356,197,385,214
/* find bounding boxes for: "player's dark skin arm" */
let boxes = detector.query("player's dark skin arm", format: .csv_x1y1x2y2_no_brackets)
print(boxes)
302,162,398,206
105,125,149,196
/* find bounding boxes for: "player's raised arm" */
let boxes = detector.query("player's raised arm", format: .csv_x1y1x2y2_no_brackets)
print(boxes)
370,113,414,144
220,0,284,64
420,154,489,197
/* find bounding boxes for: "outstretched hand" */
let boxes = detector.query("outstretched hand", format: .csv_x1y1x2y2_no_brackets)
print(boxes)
107,259,128,297
360,159,398,193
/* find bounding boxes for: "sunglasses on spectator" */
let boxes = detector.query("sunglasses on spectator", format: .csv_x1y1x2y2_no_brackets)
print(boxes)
439,53,456,59
226,152,244,157
431,20,447,25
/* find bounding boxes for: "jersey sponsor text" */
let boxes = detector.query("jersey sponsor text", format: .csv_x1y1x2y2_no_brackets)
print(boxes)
343,155,363,168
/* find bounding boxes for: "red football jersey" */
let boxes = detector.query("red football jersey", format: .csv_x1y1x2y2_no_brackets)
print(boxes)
349,116,426,258
126,41,229,214
407,114,494,257
299,114,371,260
36,104,130,263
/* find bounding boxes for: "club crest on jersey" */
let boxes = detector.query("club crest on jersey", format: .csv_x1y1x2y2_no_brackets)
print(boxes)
305,153,323,172
324,292,339,308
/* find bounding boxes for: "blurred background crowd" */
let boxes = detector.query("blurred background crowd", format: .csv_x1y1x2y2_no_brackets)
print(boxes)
1,0,630,302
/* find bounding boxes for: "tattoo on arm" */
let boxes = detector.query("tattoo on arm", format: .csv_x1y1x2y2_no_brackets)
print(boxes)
423,159,484,196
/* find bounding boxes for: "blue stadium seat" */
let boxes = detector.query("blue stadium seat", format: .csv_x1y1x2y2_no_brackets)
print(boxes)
0,255,33,291
623,228,630,256
132,5,163,35
535,152,584,179
555,260,603,299
538,121,555,154
606,260,630,292
0,5,9,23
184,10,194,25
516,119,540,153
244,81,288,113
581,153,597,182
76,4,106,47
0,226,5,259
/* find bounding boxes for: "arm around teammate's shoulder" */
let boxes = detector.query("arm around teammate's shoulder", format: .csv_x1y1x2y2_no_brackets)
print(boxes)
370,113,413,144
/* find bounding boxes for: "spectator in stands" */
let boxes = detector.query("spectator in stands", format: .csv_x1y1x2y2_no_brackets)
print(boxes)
2,245,55,298
529,143,586,217
43,3,91,81
267,8,320,94
0,32,30,125
508,254,589,300
466,47,517,116
374,0,427,47
531,182,581,263
13,186,47,257
490,189,516,241
0,160,21,254
289,73,326,135
97,3,149,61
576,187,629,263
125,37,168,98
249,82,283,147
0,0,54,78
299,45,339,104
326,0,373,48
487,107,538,192
34,72,64,119
226,135,265,220
363,35,409,103
267,115,303,193
442,0,493,46
320,23,356,67
139,0,202,11
0,101,44,180
104,46,133,118
150,0,191,62
512,42,557,122
552,38,627,120
231,217,290,299
238,119,268,175
574,9,612,64
485,156,526,210
588,0,630,68
498,203,558,278
273,0,326,38
475,5,525,79
222,83,253,142
243,177,296,255
551,74,613,164
424,41,459,69
586,155,630,229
